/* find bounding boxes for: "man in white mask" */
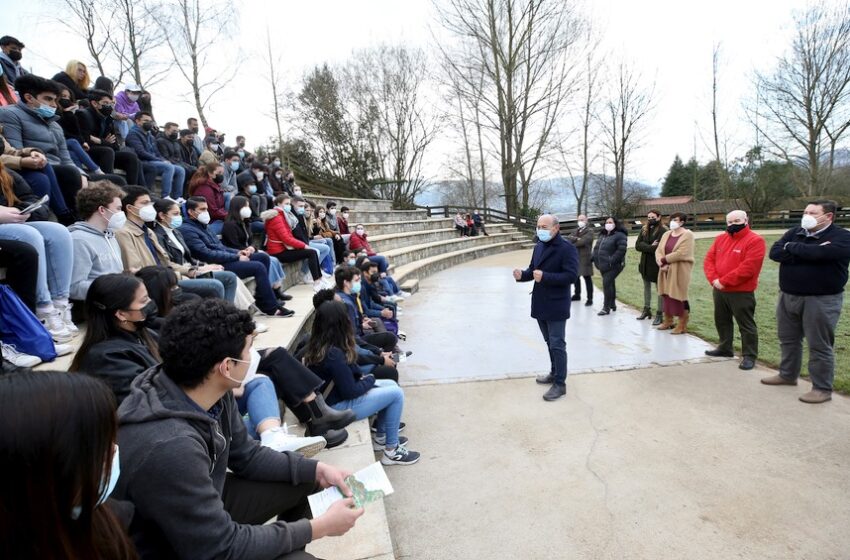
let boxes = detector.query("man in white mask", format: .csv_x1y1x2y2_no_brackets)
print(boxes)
762,200,850,403
565,213,594,306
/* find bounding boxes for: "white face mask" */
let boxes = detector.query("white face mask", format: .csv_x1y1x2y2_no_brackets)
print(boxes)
318,212,326,219
329,208,337,216
356,228,365,235
105,208,126,230
604,223,615,232
342,212,349,219
669,221,681,230
138,204,157,223
801,214,819,230
196,211,211,225
128,93,140,102
225,347,260,387
255,171,264,181
577,221,586,229
239,206,252,219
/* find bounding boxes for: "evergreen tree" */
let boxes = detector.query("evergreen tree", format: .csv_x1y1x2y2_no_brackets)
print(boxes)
661,155,691,196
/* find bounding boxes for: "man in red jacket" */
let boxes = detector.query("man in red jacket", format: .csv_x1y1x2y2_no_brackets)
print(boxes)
703,210,766,370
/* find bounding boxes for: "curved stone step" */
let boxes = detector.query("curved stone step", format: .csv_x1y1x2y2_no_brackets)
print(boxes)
362,217,454,236
304,194,394,213
346,209,429,224
380,233,520,268
369,224,519,253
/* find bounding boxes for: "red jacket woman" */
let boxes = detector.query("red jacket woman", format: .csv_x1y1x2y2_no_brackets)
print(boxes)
348,228,376,256
263,208,308,255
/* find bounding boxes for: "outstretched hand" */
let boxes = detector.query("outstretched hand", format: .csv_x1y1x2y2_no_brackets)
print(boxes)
512,269,522,280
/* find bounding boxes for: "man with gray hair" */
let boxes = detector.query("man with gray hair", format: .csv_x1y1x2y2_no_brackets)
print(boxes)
513,214,579,401
762,200,850,403
703,210,766,370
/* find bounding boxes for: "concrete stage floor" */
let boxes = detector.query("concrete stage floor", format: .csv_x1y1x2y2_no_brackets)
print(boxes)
386,251,850,560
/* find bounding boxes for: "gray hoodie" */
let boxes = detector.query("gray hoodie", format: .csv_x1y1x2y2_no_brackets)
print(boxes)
68,221,123,300
116,365,318,559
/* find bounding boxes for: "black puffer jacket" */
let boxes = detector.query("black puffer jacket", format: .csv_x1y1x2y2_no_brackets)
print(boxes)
76,330,160,405
592,226,628,273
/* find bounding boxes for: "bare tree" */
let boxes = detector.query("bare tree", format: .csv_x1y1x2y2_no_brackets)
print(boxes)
751,3,850,197
263,25,286,160
158,0,235,127
710,42,732,199
55,0,112,77
599,63,654,218
108,0,170,87
437,0,583,216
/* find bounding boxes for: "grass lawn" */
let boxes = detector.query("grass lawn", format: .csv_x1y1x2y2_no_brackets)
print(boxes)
594,234,850,394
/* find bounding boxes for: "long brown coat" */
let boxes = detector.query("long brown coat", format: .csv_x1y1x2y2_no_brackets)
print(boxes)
565,226,594,277
655,229,695,302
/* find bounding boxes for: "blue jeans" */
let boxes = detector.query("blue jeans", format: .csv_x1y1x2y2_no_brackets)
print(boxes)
236,375,280,439
212,270,238,302
224,253,278,314
142,160,185,198
0,221,72,306
18,166,71,216
332,379,404,447
537,319,567,385
208,220,224,236
179,278,225,299
308,240,333,274
369,254,389,273
66,139,100,172
380,276,400,295
266,254,285,287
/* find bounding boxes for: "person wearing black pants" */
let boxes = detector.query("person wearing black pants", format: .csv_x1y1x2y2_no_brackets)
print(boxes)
0,238,39,311
565,214,594,306
51,164,127,214
591,217,628,316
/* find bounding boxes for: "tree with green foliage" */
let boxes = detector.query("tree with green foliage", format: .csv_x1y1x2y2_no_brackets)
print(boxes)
661,155,691,196
730,146,797,214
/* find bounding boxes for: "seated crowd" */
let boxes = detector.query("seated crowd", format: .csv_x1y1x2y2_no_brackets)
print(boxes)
0,34,417,560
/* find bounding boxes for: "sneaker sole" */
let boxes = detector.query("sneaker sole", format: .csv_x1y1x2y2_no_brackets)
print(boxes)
381,454,420,466
288,440,327,458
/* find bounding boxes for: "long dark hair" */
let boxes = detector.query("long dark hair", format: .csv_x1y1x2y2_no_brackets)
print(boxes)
603,216,626,235
226,195,251,223
70,274,160,371
135,266,177,318
303,301,358,366
0,370,137,560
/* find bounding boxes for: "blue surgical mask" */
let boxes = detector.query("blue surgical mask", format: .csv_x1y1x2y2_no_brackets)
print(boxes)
537,229,552,243
35,104,56,118
229,161,240,171
71,446,121,520
283,204,292,213
248,185,257,194
351,280,362,294
170,215,183,229
347,259,356,266
296,207,305,215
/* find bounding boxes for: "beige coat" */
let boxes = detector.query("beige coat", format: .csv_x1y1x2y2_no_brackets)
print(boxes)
655,229,695,302
115,222,193,278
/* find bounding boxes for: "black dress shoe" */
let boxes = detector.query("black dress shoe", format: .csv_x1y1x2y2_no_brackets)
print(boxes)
585,300,593,306
278,292,293,301
739,357,756,370
571,294,581,301
597,308,610,316
536,374,554,385
651,312,663,326
704,349,734,358
543,384,566,401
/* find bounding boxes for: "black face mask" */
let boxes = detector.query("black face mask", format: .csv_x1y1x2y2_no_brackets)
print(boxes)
125,300,158,325
142,122,153,132
58,98,74,109
726,223,746,235
213,175,224,184
98,104,113,116
167,132,178,140
9,51,22,62
647,218,658,226
370,273,380,283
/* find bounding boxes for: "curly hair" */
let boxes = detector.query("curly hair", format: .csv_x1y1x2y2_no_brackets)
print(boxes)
159,299,255,388
76,180,125,220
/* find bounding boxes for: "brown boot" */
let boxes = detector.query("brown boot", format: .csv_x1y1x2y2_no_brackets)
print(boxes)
671,311,689,334
656,314,674,330
799,389,832,404
760,374,798,386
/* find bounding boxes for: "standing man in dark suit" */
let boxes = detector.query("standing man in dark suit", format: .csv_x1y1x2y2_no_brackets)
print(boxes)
566,213,594,306
513,214,579,401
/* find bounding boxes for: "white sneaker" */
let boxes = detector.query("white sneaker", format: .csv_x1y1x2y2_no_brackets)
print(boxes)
1,342,42,368
398,291,411,298
53,343,74,357
302,272,314,285
260,424,327,457
254,322,269,334
53,300,79,334
321,276,336,290
37,308,74,343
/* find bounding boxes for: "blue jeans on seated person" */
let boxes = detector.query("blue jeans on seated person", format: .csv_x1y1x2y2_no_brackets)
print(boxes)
308,241,333,275
178,277,225,299
236,375,280,439
266,254,285,287
18,166,71,217
66,139,101,172
369,254,389,274
380,276,400,295
0,221,72,306
208,220,224,236
537,319,567,385
331,379,404,447
141,160,185,199
223,252,278,314
212,270,238,302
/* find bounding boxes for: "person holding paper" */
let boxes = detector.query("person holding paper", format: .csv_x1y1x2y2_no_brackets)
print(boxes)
114,299,363,559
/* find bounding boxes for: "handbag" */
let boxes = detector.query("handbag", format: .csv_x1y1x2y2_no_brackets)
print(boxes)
0,285,57,361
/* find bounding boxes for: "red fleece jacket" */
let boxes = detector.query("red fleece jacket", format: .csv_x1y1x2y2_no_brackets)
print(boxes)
703,226,766,292
264,208,307,255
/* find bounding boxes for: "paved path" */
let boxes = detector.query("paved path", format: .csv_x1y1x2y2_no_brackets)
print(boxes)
386,250,850,560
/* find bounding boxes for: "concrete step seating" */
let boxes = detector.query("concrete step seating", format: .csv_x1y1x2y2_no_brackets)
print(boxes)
30,193,531,560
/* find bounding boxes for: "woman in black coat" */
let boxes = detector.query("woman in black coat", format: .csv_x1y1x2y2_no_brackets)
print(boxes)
634,209,667,324
591,216,628,316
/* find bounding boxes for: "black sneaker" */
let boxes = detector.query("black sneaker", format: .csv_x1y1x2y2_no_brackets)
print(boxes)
536,374,554,385
372,422,405,434
381,445,421,466
571,294,581,301
543,383,567,401
372,434,408,451
705,349,733,358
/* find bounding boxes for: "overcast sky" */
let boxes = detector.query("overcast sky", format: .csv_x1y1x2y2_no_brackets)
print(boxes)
4,0,814,186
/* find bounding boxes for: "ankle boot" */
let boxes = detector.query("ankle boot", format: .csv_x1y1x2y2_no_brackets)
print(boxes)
307,426,348,448
637,307,651,320
651,311,663,326
292,394,356,434
671,311,689,334
657,314,675,330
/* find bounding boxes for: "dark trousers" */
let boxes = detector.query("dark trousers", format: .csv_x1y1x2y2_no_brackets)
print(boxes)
274,249,321,281
777,291,844,392
224,253,278,314
0,239,39,311
259,347,323,408
573,275,592,300
537,319,567,385
712,289,758,358
601,268,622,310
115,149,142,184
88,145,115,172
372,364,399,382
363,331,397,352
221,476,318,560
50,164,83,213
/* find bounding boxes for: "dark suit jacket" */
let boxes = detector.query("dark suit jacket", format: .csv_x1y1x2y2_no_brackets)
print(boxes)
517,233,579,321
